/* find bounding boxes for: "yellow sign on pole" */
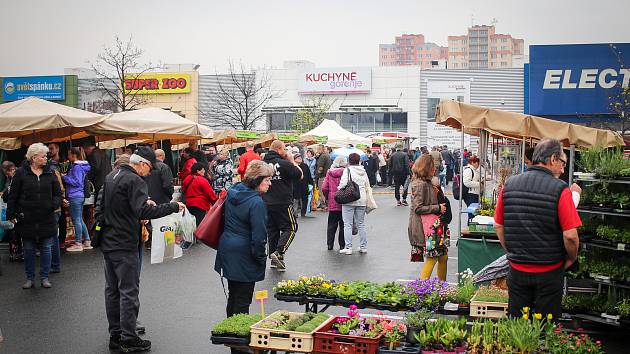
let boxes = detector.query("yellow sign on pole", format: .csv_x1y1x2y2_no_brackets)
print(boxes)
255,290,269,318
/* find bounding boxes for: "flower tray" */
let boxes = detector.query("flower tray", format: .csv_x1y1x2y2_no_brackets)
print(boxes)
470,295,508,319
249,311,334,352
274,293,306,303
313,316,384,354
305,295,337,304
377,343,421,353
210,334,250,346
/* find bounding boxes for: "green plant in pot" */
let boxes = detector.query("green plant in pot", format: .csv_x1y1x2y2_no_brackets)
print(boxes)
404,309,432,344
467,321,482,354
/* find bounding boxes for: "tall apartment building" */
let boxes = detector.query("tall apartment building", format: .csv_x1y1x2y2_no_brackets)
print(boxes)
448,25,524,69
379,34,448,69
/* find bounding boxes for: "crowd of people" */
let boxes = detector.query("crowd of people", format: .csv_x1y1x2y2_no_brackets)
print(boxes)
0,136,584,353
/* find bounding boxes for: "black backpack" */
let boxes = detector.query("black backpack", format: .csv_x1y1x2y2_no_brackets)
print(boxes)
83,174,94,199
452,167,472,200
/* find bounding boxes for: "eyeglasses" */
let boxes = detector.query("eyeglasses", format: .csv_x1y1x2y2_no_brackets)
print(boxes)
557,157,566,167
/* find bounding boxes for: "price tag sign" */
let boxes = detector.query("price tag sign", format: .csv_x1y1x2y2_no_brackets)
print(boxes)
255,290,269,318
617,243,626,251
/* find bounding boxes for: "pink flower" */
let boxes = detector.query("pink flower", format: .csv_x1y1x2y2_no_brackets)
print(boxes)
349,304,358,311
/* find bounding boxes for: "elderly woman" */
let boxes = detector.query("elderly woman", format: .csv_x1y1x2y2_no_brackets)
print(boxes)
182,163,218,225
321,156,347,251
214,160,273,338
408,155,448,280
212,149,234,194
338,153,370,255
7,143,62,289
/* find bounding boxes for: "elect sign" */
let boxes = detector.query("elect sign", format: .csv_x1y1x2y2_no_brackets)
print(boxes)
528,43,630,116
298,67,371,94
123,73,191,95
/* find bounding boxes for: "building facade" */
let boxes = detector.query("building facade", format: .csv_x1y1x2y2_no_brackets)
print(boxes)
260,61,421,137
198,73,256,129
448,25,524,69
379,34,448,69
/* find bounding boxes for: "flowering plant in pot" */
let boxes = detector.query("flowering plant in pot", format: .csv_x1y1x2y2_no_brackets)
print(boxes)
402,277,449,310
331,305,384,338
413,317,467,353
403,308,432,344
381,319,407,349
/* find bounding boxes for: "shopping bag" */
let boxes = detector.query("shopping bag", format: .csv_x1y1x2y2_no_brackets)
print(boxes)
194,192,227,249
306,185,313,214
366,185,378,214
176,208,197,249
312,186,319,206
376,172,382,184
150,213,183,264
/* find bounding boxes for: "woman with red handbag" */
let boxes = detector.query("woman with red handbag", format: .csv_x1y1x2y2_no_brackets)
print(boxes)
408,155,449,280
182,163,218,226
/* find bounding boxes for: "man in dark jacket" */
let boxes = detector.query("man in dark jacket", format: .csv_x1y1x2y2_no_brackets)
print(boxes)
440,145,455,184
263,140,303,271
494,139,580,319
85,143,113,198
145,149,174,205
390,148,410,206
292,154,314,218
96,146,184,352
364,150,379,187
315,145,332,209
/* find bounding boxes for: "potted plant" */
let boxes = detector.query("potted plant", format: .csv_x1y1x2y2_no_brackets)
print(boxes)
402,277,449,311
467,321,482,354
381,319,407,350
612,192,630,213
403,309,432,344
211,313,262,345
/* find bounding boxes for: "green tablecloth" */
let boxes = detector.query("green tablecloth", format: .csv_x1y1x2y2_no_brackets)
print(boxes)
457,237,505,275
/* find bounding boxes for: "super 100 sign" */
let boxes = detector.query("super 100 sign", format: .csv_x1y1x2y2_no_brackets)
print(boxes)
123,73,191,95
298,67,371,94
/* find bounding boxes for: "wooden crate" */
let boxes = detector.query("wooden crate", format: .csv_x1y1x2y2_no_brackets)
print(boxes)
249,311,332,352
469,296,508,319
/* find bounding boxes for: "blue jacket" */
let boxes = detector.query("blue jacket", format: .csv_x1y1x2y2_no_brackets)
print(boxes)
214,183,268,282
63,160,91,200
305,156,317,180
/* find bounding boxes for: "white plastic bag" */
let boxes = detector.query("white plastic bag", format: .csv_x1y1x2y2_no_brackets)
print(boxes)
366,185,378,214
177,208,197,244
150,213,183,264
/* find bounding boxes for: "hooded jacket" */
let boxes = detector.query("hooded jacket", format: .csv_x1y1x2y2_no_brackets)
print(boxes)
145,160,174,205
292,162,314,199
262,150,303,206
182,174,218,211
237,150,261,180
6,161,62,239
390,151,410,175
87,147,112,193
321,167,345,211
63,160,91,200
214,183,268,282
337,165,370,207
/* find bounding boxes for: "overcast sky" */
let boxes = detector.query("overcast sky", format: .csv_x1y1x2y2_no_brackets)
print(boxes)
1,0,628,76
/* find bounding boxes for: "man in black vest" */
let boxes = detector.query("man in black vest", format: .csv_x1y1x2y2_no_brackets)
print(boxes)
494,138,581,319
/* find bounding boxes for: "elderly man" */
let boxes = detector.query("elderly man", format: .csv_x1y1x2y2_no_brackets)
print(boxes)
97,146,184,352
145,149,174,205
494,138,580,319
237,141,261,180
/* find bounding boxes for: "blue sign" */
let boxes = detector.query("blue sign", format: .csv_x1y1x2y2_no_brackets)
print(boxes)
528,43,630,116
2,75,65,101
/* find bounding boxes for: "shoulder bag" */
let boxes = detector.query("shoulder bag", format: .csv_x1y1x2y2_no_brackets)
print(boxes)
334,168,361,205
194,190,227,249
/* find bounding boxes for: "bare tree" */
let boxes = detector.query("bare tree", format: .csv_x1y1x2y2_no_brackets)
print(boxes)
608,44,630,137
89,35,161,112
291,95,336,133
199,61,279,130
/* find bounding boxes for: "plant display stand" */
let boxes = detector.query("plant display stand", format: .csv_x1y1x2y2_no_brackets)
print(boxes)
249,311,333,352
469,298,508,319
312,316,384,354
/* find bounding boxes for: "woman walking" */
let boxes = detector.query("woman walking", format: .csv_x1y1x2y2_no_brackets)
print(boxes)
182,163,218,225
338,153,370,255
408,155,448,280
213,149,234,194
321,156,347,251
7,143,62,289
64,147,92,252
214,161,273,354
462,155,481,222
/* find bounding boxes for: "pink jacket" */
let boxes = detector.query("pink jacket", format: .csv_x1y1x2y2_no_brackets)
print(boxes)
321,167,345,212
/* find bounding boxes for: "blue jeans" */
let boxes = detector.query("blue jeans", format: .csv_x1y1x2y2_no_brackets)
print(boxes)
51,212,62,271
69,198,89,243
341,205,367,249
23,236,53,280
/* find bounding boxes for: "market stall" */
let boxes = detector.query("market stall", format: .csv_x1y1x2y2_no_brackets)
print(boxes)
299,119,371,148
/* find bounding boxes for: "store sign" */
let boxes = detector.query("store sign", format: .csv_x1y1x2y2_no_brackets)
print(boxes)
2,75,65,101
298,67,371,94
278,134,298,142
235,131,259,139
122,73,191,95
426,123,471,149
528,43,630,116
426,80,471,147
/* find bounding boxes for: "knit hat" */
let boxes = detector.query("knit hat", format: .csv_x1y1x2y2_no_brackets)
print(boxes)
133,146,157,169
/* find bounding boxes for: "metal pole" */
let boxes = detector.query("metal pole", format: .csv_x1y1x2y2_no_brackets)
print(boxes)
569,145,575,185
521,136,526,173
458,127,465,241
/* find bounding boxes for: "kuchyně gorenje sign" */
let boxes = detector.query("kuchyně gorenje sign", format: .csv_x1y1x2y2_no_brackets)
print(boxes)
123,73,191,95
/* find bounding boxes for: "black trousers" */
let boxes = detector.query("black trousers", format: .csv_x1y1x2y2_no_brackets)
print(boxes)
104,250,141,341
187,206,206,226
393,173,408,201
326,211,345,249
226,280,255,317
367,172,377,187
267,204,298,256
507,265,564,319
379,166,387,185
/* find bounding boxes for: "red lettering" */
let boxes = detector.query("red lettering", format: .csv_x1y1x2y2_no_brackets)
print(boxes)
124,80,132,90
350,72,357,80
151,79,159,89
162,78,170,89
168,78,177,89
177,78,186,89
305,73,313,82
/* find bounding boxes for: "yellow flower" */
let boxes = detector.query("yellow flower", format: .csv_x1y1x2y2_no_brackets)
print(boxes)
522,307,530,313
547,314,553,320
534,313,542,320
322,283,332,289
522,314,529,320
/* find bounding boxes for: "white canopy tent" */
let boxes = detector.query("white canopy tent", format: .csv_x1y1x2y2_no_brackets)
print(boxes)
300,119,371,148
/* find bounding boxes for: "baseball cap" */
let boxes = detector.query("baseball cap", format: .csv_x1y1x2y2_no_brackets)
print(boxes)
134,146,157,169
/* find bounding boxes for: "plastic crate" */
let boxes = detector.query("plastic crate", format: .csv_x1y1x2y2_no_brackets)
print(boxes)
249,311,333,352
313,316,383,354
468,222,495,233
469,295,508,319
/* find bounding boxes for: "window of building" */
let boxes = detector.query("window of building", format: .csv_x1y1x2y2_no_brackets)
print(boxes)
502,38,508,42
451,63,458,68
491,53,497,59
501,61,508,67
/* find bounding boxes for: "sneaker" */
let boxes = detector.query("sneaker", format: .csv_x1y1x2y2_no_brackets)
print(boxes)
119,337,151,353
396,201,402,206
22,280,34,289
339,248,353,255
359,248,368,254
41,278,52,288
66,243,83,252
109,335,121,350
136,320,146,335
83,240,93,250
270,252,286,271
401,200,409,206
51,268,61,274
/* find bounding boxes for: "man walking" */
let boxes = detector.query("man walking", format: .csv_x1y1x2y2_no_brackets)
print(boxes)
85,142,112,198
263,140,303,271
97,146,184,352
440,145,454,184
494,139,580,319
145,149,174,205
315,145,332,210
389,148,410,206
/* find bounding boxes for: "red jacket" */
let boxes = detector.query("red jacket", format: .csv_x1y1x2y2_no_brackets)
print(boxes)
182,174,218,211
237,150,261,180
179,158,197,181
